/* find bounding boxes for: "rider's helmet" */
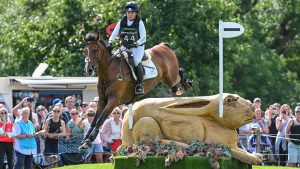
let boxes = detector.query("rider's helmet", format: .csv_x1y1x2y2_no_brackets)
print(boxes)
125,1,139,13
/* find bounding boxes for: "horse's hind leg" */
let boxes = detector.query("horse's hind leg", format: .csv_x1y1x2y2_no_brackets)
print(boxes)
179,68,192,91
171,68,192,95
171,84,183,96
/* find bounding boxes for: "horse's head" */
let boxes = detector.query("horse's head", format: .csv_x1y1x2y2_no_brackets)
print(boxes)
83,30,108,76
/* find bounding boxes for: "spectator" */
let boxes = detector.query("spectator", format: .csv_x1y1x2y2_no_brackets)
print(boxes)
63,96,75,123
46,99,69,124
78,108,103,163
43,106,66,157
79,102,89,118
275,104,292,166
251,109,269,134
265,104,279,161
247,123,272,153
238,123,252,151
36,105,48,154
0,107,14,169
253,97,262,110
285,106,300,167
36,105,48,130
100,107,122,153
61,109,84,153
65,109,84,140
12,97,30,120
13,107,37,169
88,101,97,112
92,96,99,104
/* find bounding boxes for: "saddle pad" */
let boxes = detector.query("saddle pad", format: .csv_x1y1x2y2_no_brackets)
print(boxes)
122,51,158,81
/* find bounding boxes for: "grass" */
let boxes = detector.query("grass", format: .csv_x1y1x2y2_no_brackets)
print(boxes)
57,163,296,169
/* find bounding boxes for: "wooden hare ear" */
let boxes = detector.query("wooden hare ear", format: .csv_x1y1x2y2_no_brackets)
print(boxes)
158,96,212,116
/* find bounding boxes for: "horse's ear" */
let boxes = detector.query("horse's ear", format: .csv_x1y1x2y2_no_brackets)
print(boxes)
93,29,100,40
82,35,87,44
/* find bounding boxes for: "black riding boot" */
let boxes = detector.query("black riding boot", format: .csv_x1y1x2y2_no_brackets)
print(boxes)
134,63,144,94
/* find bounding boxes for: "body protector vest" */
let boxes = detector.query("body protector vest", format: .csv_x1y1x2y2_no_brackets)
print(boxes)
120,15,140,47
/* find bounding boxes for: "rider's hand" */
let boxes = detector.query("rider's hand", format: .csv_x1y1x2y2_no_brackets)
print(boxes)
125,43,137,49
107,41,113,52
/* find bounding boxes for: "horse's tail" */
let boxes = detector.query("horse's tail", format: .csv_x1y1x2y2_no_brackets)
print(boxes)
160,42,172,49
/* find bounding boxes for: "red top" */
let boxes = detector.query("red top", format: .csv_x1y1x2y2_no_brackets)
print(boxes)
0,121,14,143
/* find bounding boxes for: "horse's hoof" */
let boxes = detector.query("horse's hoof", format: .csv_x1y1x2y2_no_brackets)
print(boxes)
176,89,184,96
78,142,91,152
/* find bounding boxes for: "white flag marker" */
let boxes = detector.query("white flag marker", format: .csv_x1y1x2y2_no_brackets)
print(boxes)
219,21,244,117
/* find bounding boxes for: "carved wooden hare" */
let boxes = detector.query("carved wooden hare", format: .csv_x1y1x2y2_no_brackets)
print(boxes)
122,93,262,165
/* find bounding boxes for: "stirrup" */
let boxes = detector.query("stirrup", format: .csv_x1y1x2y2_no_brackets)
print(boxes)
135,84,144,94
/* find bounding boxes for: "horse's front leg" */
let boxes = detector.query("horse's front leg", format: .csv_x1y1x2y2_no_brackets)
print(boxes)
82,111,98,142
79,101,104,151
80,100,118,150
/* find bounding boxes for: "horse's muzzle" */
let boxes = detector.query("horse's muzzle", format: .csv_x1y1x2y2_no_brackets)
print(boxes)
84,62,95,76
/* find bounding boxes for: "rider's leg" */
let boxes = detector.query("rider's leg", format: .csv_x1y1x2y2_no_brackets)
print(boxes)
132,45,145,94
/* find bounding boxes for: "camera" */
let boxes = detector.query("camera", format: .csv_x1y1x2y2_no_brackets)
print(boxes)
27,97,34,103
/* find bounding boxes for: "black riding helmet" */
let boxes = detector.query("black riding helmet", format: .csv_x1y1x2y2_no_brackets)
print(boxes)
125,1,139,13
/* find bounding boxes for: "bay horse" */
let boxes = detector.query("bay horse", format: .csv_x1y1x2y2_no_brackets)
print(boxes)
79,30,192,150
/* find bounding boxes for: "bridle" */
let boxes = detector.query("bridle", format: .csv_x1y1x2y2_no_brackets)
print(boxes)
84,40,128,65
83,39,130,83
84,41,103,65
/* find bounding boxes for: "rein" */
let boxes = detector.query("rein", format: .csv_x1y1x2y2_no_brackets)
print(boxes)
84,40,133,88
84,41,116,65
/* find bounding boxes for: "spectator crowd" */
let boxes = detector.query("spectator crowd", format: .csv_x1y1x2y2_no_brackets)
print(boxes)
0,96,124,169
1,95,300,168
238,97,300,167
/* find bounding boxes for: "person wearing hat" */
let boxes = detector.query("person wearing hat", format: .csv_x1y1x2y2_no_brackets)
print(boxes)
247,123,272,153
108,1,146,94
79,102,89,117
52,98,63,107
253,97,262,110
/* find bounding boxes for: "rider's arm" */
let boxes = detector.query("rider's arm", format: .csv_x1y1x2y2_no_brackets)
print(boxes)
109,21,121,43
136,20,146,46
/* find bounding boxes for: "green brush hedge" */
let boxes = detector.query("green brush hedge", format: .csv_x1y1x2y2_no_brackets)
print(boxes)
113,156,251,169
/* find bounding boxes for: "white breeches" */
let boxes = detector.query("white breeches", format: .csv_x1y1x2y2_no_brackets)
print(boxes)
117,45,145,66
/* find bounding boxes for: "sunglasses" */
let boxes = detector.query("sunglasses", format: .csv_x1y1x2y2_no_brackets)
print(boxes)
81,105,87,107
37,109,45,112
0,111,7,115
53,110,60,113
113,112,120,115
296,111,300,114
71,113,78,115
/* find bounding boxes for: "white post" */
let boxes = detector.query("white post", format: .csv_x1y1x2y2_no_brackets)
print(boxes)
128,103,133,129
218,21,244,118
219,21,224,118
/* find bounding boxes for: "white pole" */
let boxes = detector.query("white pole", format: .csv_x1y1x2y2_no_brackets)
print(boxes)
219,21,223,118
128,103,133,129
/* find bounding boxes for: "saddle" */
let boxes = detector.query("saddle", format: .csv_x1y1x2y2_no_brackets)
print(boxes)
119,50,158,81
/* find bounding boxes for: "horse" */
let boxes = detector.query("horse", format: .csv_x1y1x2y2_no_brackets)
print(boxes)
79,30,192,150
